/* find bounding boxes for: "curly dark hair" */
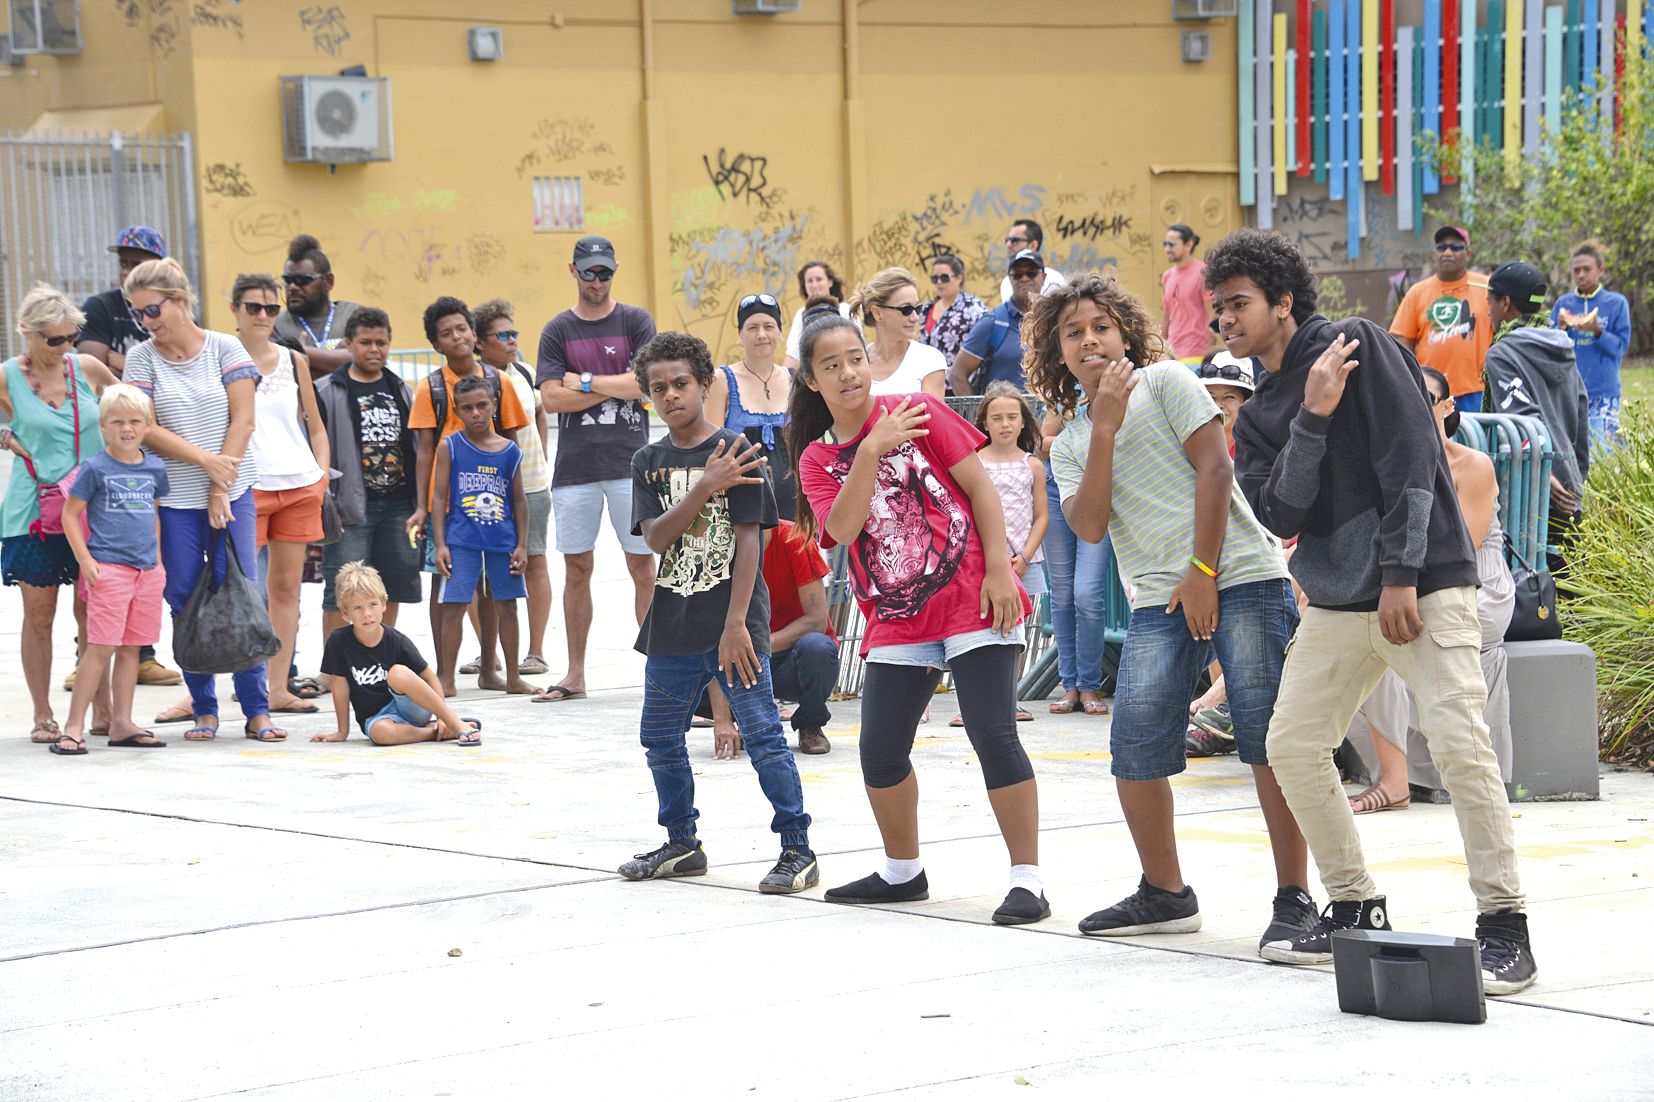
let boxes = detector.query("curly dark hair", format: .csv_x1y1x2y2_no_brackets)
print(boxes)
1022,272,1165,417
423,295,472,345
631,330,715,391
471,297,514,339
286,233,331,273
344,305,391,340
1202,228,1318,324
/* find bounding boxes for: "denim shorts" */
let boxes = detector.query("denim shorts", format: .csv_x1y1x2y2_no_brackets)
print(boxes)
442,545,528,604
363,691,433,740
321,497,423,609
525,488,551,558
552,478,650,556
1109,578,1298,780
866,627,1024,670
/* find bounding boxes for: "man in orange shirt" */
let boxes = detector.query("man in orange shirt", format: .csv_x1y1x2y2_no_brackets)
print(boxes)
1389,225,1492,411
407,295,531,690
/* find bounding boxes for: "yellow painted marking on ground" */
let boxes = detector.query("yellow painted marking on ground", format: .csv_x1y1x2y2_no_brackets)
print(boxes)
1029,750,1113,761
1168,775,1252,788
1174,827,1272,850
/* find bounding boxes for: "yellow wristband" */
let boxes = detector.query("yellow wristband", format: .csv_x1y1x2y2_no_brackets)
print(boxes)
1189,556,1218,579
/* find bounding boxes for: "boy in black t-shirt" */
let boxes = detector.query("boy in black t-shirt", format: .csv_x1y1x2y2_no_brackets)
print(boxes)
314,563,481,746
622,332,817,894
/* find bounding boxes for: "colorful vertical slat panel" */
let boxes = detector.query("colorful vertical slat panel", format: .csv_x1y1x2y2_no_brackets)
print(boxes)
1505,0,1524,164
1423,0,1441,194
1414,28,1426,232
1632,0,1646,63
1566,0,1583,90
1487,1,1505,149
1443,0,1460,183
1381,0,1397,194
1275,13,1290,195
1398,26,1415,233
1585,0,1601,84
1257,0,1274,227
1546,4,1565,141
1363,0,1381,179
1524,0,1543,157
1347,0,1363,255
1240,0,1256,207
1287,47,1300,183
1314,9,1329,183
1298,0,1313,173
1330,0,1346,199
1459,0,1475,189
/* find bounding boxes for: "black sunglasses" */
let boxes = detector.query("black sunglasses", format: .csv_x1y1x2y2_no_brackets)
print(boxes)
930,273,954,284
578,268,614,282
1005,235,1030,247
129,302,165,322
877,302,923,317
489,329,520,342
1198,362,1249,382
236,301,282,317
282,272,323,286
739,293,779,308
42,330,81,348
1435,241,1467,252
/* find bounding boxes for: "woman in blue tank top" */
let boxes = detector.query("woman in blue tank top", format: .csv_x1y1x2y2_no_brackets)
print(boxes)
706,293,796,521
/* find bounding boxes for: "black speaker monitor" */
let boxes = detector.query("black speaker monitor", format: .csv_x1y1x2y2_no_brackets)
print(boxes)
1332,929,1486,1025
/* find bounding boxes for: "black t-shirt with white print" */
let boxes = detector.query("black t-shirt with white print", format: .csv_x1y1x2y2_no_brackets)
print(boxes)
320,624,428,728
630,427,777,657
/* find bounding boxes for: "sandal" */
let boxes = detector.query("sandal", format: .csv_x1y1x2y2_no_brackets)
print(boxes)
532,683,586,703
154,703,195,725
109,731,166,748
518,653,549,675
244,724,288,743
184,719,219,741
1349,784,1411,815
948,714,965,728
1082,699,1111,716
459,655,482,676
30,719,62,744
268,699,320,714
49,733,88,756
1048,697,1079,715
288,677,325,699
1015,708,1034,722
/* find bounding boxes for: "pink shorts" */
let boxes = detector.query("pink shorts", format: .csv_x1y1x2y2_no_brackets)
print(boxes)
83,562,166,647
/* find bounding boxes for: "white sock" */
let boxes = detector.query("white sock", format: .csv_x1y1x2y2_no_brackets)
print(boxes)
1009,864,1043,896
882,854,923,886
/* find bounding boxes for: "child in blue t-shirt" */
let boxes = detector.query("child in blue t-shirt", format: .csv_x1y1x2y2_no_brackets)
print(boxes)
1550,241,1632,446
430,375,529,695
56,384,171,754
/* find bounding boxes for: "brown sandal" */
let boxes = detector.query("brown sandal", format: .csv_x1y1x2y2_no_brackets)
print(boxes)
1349,784,1411,814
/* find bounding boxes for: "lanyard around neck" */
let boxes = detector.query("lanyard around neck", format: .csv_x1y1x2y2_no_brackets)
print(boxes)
300,302,337,346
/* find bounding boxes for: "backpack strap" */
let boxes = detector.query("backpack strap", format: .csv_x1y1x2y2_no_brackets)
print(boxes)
972,305,1014,391
427,367,450,432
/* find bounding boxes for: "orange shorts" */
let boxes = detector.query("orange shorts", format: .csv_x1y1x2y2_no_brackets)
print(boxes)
83,562,166,647
254,476,326,546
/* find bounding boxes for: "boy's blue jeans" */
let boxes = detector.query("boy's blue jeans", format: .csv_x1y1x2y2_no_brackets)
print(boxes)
641,649,811,852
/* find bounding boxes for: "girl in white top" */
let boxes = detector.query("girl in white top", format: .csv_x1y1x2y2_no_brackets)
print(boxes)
783,259,849,368
850,267,948,399
238,273,329,716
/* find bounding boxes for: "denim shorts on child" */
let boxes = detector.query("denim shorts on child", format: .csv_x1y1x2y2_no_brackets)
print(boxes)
866,626,1024,669
1108,577,1298,781
363,691,434,740
82,562,166,647
441,545,527,603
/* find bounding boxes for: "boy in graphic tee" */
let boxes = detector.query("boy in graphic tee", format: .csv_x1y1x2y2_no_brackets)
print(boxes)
430,375,530,696
315,562,480,746
621,331,817,896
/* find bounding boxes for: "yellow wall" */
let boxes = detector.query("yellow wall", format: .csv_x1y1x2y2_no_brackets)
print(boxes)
14,1,1244,359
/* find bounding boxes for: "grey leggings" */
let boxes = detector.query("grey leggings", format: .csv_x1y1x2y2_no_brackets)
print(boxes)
860,644,1035,790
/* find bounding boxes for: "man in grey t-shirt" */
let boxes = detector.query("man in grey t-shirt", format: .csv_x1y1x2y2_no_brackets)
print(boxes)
274,233,358,376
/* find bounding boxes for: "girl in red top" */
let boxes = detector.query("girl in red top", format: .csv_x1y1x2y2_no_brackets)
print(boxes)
788,313,1048,925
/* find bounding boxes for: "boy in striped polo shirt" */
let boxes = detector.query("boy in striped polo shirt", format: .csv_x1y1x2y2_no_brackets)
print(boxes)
1026,273,1316,955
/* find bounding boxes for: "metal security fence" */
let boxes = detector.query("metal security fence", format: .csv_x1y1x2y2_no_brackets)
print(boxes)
0,130,199,355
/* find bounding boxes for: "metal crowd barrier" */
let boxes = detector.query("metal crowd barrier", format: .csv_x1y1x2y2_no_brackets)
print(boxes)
1451,412,1555,566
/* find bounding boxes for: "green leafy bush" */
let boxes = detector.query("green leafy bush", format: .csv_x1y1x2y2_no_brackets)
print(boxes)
1563,407,1654,765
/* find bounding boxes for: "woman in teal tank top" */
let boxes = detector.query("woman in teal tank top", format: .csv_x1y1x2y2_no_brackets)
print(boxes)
2,285,118,744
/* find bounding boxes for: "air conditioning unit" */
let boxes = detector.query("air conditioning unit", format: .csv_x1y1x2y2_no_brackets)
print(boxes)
1172,0,1239,19
733,0,801,13
280,75,393,165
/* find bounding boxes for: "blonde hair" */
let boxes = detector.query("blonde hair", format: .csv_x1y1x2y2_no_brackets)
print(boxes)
99,382,154,421
334,561,388,607
123,257,198,309
846,267,919,326
17,283,86,334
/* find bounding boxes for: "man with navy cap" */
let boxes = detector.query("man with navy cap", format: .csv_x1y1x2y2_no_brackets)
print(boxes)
950,248,1046,395
532,236,658,702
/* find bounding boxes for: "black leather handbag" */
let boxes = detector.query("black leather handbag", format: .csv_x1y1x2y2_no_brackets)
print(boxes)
1504,537,1562,642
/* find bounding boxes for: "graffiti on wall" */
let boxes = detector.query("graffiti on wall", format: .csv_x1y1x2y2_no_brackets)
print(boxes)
299,5,351,57
702,148,772,207
204,163,256,198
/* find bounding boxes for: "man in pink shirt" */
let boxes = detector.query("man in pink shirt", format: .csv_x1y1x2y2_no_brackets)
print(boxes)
1161,224,1211,364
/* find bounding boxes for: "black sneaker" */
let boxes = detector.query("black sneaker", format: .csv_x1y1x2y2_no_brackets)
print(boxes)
1078,877,1201,936
1477,910,1539,995
1190,703,1234,739
1260,895,1390,964
1257,885,1318,954
759,848,819,895
1185,724,1237,757
618,840,708,881
992,887,1051,926
824,869,929,904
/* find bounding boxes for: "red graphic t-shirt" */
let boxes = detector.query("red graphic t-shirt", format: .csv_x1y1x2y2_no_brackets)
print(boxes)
799,395,1029,656
763,520,837,642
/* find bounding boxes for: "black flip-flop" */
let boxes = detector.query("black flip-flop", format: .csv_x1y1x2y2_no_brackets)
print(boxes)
49,736,88,756
109,731,167,748
532,684,586,703
455,717,483,746
288,677,325,699
268,701,320,714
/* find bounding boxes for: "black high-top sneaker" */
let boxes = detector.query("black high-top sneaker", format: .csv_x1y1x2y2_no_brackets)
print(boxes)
1260,895,1390,964
1477,910,1539,995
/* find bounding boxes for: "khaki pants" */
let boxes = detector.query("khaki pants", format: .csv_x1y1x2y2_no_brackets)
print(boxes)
1267,586,1523,913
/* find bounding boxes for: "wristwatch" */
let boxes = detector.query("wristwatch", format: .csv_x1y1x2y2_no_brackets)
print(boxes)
580,371,593,393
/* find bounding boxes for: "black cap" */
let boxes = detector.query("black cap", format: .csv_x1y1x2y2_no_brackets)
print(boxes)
572,236,616,275
1488,261,1547,312
1007,248,1045,274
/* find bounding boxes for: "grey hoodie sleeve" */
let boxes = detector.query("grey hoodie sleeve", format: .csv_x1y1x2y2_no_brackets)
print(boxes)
1354,323,1442,590
1234,405,1328,541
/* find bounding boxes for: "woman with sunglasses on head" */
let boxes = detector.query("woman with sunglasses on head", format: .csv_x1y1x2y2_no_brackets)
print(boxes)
2,284,119,748
918,255,987,373
120,258,283,743
849,268,947,400
234,273,330,718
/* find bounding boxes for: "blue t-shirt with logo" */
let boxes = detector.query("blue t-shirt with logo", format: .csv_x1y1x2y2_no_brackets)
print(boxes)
442,432,522,553
68,450,170,570
961,302,1028,390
